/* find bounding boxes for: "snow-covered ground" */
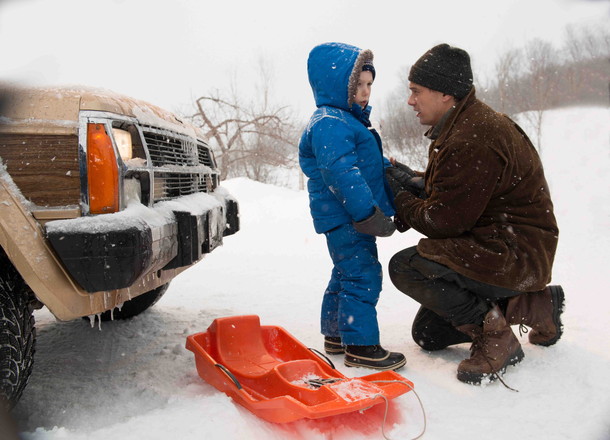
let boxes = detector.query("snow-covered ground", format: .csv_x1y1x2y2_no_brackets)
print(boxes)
11,106,610,439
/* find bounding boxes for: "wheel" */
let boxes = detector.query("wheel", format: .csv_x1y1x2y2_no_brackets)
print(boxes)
99,283,170,321
0,253,36,409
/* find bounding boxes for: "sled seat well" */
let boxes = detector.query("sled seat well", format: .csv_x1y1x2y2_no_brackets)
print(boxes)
210,315,281,377
235,359,338,405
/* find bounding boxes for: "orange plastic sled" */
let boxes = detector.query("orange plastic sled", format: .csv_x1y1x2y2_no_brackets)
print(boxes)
185,315,414,423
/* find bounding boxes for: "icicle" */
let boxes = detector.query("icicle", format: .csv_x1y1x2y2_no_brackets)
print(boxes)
87,315,95,328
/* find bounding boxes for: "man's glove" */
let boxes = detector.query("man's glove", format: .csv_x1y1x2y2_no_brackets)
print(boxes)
394,215,410,233
385,168,408,198
353,207,396,237
385,161,427,199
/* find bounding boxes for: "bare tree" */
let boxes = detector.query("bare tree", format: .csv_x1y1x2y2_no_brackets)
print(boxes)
493,48,523,114
519,39,559,151
189,60,299,183
481,24,609,137
563,24,610,105
379,69,428,170
565,23,610,61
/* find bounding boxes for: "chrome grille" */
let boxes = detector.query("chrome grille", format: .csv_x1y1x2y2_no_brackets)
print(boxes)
143,130,198,166
197,141,215,167
153,173,215,201
140,126,218,202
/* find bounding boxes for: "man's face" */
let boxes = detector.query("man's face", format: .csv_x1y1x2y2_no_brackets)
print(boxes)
407,82,452,127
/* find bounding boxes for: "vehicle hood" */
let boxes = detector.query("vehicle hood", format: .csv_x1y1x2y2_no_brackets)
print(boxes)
0,83,199,137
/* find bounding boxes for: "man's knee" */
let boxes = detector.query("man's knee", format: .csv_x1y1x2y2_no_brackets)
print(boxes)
389,247,450,306
389,246,419,280
411,306,472,350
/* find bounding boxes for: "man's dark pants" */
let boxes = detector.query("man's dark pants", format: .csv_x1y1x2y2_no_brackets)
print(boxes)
389,246,522,350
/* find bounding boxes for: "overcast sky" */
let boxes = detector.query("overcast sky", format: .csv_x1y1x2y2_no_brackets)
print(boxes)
0,0,608,119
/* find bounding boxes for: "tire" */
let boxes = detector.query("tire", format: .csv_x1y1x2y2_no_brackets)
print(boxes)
99,283,170,321
0,253,36,410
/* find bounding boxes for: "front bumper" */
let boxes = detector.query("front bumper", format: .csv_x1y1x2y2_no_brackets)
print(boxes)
46,189,239,293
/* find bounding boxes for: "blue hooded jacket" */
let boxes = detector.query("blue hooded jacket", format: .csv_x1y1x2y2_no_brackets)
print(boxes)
299,42,395,234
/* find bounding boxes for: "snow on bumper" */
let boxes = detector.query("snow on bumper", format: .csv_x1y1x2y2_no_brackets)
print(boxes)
45,187,239,293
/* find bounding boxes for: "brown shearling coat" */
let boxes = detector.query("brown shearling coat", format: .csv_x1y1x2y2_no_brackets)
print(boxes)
395,89,558,292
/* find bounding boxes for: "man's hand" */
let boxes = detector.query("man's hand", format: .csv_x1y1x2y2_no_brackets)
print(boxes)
385,167,408,197
386,160,427,199
394,215,410,233
353,207,396,237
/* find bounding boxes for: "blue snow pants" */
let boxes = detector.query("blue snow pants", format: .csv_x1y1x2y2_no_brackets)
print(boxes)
321,223,382,346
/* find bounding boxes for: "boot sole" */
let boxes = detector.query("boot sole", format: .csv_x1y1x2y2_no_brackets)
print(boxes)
457,346,525,385
344,357,407,371
534,285,565,347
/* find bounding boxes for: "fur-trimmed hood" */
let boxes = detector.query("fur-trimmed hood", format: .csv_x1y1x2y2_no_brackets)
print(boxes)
306,42,373,110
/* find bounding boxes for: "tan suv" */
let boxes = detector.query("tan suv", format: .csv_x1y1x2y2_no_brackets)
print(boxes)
0,83,239,408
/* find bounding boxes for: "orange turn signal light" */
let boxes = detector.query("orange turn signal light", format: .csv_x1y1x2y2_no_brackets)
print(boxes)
87,123,119,214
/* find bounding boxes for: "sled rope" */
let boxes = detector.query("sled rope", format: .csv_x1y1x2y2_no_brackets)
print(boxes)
305,377,342,388
371,380,426,440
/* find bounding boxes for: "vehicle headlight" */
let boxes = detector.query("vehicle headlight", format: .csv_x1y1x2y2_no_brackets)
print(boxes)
87,123,119,214
112,128,133,161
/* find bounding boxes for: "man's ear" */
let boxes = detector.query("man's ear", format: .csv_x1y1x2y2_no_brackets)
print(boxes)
441,94,456,104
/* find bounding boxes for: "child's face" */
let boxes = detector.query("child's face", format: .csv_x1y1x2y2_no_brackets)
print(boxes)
354,70,373,109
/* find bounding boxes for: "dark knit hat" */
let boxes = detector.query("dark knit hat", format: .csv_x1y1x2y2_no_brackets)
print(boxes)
408,44,473,99
362,60,376,80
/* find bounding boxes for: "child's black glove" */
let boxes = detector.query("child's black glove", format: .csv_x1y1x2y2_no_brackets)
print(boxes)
353,207,396,237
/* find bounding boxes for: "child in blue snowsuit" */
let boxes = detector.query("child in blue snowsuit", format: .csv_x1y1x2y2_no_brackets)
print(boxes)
299,42,406,371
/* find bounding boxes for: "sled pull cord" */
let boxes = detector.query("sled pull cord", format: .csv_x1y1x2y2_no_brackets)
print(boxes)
308,347,336,369
372,380,427,440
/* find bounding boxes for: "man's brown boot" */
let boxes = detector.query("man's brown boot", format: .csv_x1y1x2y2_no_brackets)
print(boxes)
456,305,524,385
505,285,565,346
